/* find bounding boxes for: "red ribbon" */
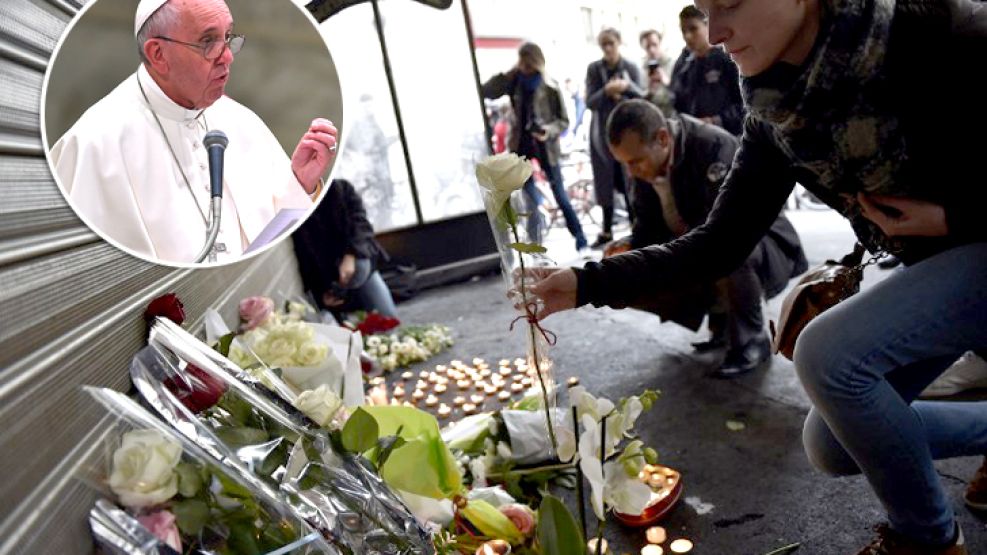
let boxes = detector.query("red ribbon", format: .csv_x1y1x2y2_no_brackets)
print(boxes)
509,301,558,346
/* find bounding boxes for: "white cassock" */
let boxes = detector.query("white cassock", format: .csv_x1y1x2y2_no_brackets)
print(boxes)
50,65,313,264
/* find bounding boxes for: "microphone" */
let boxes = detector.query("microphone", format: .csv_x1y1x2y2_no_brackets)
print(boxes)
203,130,229,198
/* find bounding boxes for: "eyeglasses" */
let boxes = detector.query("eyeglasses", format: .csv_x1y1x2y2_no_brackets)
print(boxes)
154,33,245,61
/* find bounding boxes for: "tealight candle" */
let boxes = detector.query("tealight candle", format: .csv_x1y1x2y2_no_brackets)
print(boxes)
513,375,524,382
499,367,512,376
521,378,532,387
437,404,451,418
498,391,511,402
641,545,663,555
392,386,405,398
401,371,414,380
419,370,430,379
450,359,463,367
370,377,385,386
513,358,526,366
648,474,665,488
484,385,497,396
479,369,491,378
435,364,447,373
645,526,666,545
470,394,485,405
475,381,488,391
416,380,428,390
425,395,438,407
472,357,484,366
462,403,477,414
412,389,425,401
475,539,510,555
434,384,448,394
669,539,693,553
511,383,525,393
586,538,610,554
567,376,581,387
499,359,511,366
453,396,466,406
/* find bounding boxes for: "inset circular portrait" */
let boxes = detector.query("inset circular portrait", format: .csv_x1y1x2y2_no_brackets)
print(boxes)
42,0,343,267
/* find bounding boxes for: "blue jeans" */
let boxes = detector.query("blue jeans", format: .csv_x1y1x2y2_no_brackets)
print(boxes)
521,163,587,248
794,242,987,544
341,258,398,317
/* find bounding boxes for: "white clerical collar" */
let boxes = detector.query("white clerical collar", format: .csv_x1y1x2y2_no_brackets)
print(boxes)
137,64,206,123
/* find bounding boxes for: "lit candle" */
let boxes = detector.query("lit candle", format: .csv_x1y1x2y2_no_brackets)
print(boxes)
648,473,665,488
586,538,610,554
641,545,663,555
645,526,666,545
521,378,532,387
370,377,385,386
392,386,406,398
419,370,430,379
498,391,511,402
513,374,524,382
669,539,693,553
484,385,498,396
511,383,525,393
434,384,447,394
499,367,513,376
513,358,526,366
453,396,466,406
458,380,471,390
567,376,581,387
470,394,485,405
437,404,451,418
416,380,428,390
436,364,448,373
475,381,488,391
479,369,492,378
412,389,425,401
499,359,511,366
472,357,485,366
425,395,438,407
451,359,463,367
474,539,511,555
401,371,414,380
462,403,477,415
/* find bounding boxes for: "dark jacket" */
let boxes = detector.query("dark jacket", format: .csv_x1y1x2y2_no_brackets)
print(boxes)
482,71,569,166
576,0,987,310
292,179,387,300
670,46,744,135
628,116,806,324
585,58,645,194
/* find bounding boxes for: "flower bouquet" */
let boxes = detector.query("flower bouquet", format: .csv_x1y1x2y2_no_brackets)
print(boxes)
363,324,455,373
133,315,434,554
85,387,333,554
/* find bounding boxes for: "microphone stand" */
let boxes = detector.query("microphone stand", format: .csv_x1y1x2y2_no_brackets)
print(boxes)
195,130,229,263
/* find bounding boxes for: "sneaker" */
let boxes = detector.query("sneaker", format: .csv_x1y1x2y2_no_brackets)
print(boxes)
964,456,987,511
920,351,987,399
711,334,771,378
590,232,613,250
856,523,966,555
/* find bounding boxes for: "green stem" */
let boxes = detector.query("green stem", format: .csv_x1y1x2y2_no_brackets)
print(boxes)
511,222,558,452
595,517,605,555
573,405,587,541
485,461,575,480
596,414,607,555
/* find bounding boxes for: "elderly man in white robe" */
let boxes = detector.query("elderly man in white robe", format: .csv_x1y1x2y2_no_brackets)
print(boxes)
50,0,338,265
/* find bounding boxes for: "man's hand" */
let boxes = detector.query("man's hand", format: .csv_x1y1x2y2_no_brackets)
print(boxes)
857,192,948,237
291,118,338,194
525,267,578,320
532,130,549,142
338,254,356,286
603,237,632,258
322,291,344,307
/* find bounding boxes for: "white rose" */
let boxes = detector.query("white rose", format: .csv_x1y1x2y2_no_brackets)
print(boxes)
294,384,343,427
256,337,295,367
475,153,533,212
108,429,182,508
294,342,329,367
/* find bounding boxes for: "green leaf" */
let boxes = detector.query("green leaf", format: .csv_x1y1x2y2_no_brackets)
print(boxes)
496,202,518,230
175,462,203,498
171,498,210,536
374,434,407,468
341,407,380,455
215,332,236,357
217,393,254,427
216,472,255,501
225,516,262,555
537,495,585,555
214,426,269,448
509,242,547,254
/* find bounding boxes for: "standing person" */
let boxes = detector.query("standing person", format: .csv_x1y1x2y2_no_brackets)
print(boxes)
528,0,987,553
585,27,645,248
669,6,744,135
50,0,337,264
292,179,397,318
640,27,676,116
605,100,806,377
482,42,588,250
638,29,672,84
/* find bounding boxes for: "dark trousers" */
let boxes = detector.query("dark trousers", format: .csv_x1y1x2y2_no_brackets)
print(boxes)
711,242,767,350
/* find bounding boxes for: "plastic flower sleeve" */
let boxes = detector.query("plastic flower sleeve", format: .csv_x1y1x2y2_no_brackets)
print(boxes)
83,387,333,555
133,317,433,554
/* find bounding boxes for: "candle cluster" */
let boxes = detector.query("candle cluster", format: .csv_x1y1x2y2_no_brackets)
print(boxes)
367,357,549,420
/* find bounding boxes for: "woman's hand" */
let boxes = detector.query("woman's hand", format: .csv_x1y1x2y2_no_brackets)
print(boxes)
524,267,578,320
338,254,356,286
857,193,948,237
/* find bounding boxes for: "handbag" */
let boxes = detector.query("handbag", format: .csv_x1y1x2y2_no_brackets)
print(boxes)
769,244,885,360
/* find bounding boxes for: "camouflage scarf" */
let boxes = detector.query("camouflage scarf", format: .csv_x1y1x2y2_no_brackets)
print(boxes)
741,0,905,198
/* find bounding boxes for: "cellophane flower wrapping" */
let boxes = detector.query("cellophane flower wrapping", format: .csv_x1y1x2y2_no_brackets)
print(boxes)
84,386,332,555
130,317,434,554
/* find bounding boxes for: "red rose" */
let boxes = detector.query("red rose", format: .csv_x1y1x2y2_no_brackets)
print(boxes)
357,312,400,336
145,293,186,325
163,363,227,413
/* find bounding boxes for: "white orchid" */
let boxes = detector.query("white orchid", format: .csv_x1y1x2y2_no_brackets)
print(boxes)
578,416,653,520
570,386,616,423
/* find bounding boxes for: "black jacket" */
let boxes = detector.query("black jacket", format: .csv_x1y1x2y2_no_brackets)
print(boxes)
292,180,387,300
670,46,744,135
576,0,986,310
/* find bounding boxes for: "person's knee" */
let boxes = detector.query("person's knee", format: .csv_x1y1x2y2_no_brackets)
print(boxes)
802,411,861,477
793,311,850,395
